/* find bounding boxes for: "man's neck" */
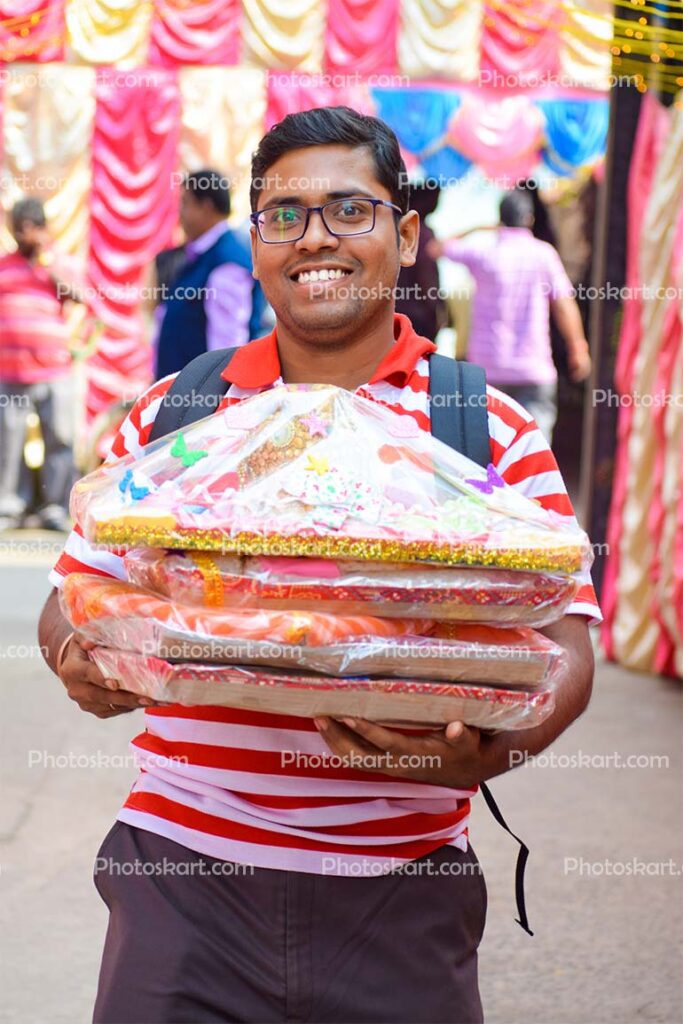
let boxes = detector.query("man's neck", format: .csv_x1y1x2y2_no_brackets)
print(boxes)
276,312,397,390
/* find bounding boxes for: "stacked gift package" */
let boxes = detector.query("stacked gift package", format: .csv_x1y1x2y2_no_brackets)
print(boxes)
64,385,592,728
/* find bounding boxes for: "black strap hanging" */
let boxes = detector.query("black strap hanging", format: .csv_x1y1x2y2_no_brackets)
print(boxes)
479,781,533,936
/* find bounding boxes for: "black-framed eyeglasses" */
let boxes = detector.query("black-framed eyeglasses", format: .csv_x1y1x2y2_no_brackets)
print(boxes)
250,197,403,244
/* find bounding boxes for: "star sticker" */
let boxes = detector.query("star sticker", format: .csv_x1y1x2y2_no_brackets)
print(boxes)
301,411,328,438
305,454,330,475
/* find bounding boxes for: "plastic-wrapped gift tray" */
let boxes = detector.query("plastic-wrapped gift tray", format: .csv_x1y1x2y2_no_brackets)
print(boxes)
72,384,592,575
61,574,563,686
90,647,556,730
124,549,578,627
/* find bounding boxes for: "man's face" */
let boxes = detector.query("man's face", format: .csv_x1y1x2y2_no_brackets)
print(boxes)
250,145,418,344
13,218,48,257
179,189,210,241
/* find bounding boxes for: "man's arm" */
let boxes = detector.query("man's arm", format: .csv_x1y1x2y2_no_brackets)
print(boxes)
313,614,594,789
38,370,179,717
550,294,592,383
475,614,594,779
38,587,153,718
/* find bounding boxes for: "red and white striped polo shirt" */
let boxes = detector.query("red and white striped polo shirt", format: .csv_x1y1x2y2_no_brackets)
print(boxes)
51,314,601,874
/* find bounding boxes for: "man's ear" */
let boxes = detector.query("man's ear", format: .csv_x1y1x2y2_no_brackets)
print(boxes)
249,224,260,281
398,209,420,269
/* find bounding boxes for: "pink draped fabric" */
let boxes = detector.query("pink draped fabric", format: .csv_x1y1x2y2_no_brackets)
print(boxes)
0,0,65,62
649,203,683,676
447,94,543,182
148,0,240,67
324,0,398,76
266,72,376,130
86,69,180,420
600,96,670,657
614,95,670,396
674,469,683,648
650,302,682,676
480,0,559,87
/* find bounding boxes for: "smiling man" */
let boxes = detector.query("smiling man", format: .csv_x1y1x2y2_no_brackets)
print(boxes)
38,107,599,1024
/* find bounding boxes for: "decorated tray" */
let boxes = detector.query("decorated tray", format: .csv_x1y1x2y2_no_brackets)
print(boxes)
71,385,592,574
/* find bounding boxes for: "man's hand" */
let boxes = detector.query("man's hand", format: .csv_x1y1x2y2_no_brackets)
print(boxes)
315,616,594,788
314,716,483,789
567,348,592,383
58,634,156,719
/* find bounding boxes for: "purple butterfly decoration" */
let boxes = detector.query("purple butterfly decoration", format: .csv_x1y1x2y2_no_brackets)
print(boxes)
465,463,505,495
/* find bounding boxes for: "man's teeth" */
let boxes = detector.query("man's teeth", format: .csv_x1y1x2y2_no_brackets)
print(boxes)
296,268,349,283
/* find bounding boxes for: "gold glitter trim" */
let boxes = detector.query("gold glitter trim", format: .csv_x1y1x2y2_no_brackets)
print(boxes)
94,524,586,574
189,551,224,608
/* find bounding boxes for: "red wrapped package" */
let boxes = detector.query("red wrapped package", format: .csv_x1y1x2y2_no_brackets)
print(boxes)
124,549,578,627
90,647,556,730
61,574,564,686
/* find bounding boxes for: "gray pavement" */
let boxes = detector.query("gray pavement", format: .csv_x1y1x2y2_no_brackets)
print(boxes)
1,558,681,1024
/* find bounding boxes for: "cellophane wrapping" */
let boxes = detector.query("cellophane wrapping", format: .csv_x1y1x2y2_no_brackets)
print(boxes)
90,646,556,730
61,574,565,687
70,384,592,575
124,548,578,627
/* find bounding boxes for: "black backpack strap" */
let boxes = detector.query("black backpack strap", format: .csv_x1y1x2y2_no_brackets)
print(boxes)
149,348,238,443
427,353,531,936
428,354,490,469
479,782,534,936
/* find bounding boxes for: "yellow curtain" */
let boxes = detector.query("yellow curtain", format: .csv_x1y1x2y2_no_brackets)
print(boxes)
241,0,324,71
398,0,482,81
178,67,267,223
1,64,94,259
612,98,683,670
558,0,613,91
65,0,153,67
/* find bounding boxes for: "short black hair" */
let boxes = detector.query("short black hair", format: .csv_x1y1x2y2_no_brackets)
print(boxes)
184,168,230,216
12,197,46,229
499,190,534,227
250,106,409,214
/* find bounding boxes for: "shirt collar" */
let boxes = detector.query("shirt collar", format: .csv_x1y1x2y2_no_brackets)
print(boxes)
185,221,229,259
221,314,437,390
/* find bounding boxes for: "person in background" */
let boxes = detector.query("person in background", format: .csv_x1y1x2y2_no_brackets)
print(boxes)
429,190,591,441
153,168,269,379
0,198,84,531
395,179,447,340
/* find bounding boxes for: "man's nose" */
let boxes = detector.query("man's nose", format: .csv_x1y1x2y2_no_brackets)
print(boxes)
295,210,339,251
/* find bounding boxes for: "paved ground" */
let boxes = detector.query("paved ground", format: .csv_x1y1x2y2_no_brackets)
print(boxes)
1,555,681,1024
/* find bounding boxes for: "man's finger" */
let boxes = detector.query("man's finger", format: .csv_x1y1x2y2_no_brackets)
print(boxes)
338,717,436,755
314,717,401,774
67,681,152,710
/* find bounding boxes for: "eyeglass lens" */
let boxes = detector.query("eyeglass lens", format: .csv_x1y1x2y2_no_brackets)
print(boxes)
258,199,376,241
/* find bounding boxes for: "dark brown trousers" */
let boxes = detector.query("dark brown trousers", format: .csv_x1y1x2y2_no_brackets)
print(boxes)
93,821,486,1024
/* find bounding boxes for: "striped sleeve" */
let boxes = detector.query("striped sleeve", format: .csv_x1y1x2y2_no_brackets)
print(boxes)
486,385,602,624
49,374,177,589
